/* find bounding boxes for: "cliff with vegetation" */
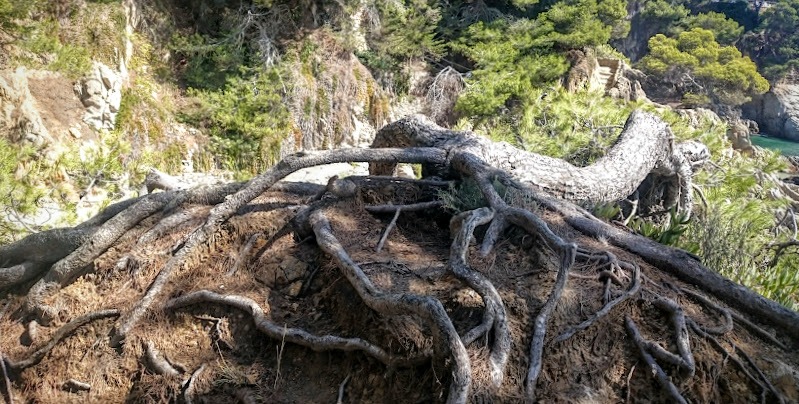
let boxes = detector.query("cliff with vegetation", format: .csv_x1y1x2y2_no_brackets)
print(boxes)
1,0,799,403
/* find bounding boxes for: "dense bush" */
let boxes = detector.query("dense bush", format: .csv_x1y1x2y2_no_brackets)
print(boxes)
639,28,768,105
185,69,291,175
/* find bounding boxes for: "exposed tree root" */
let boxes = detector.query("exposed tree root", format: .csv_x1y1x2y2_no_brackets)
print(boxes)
143,340,182,377
650,297,696,377
0,346,11,404
530,192,799,339
678,287,733,335
4,309,119,371
164,290,430,367
2,110,797,403
182,364,206,404
687,318,778,403
553,261,641,343
309,210,470,403
337,374,351,404
448,208,510,387
625,316,688,404
110,148,446,347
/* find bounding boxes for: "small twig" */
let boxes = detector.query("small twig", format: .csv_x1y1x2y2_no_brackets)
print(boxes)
336,374,351,404
62,379,91,392
691,184,709,209
376,208,401,253
622,191,639,226
625,362,636,404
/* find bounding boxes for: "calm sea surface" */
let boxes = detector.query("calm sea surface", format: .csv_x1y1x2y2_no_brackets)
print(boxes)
750,135,799,156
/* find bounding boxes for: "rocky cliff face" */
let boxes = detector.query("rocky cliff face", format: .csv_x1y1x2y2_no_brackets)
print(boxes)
77,62,124,131
743,81,799,141
0,68,52,147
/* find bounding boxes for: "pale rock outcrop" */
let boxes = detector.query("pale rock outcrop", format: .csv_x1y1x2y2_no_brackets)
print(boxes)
77,62,123,131
565,50,648,102
743,81,799,141
0,67,52,146
726,121,754,155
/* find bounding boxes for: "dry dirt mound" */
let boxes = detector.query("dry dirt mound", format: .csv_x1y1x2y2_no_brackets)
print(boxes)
1,183,797,403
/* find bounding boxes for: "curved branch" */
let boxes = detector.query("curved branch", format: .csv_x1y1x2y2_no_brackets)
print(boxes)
165,290,428,367
310,210,470,404
5,309,120,371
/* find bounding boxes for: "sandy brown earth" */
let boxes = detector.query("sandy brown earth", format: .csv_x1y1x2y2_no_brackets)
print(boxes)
1,186,798,403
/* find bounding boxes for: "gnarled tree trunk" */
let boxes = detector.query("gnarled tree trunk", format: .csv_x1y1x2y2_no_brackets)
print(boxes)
0,109,796,404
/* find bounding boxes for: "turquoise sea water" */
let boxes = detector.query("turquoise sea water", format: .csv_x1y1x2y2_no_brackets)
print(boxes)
750,135,799,156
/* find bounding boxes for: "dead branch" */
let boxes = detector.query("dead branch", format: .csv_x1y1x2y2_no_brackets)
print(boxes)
165,290,429,367
5,309,120,371
365,200,444,214
625,316,687,404
376,208,401,253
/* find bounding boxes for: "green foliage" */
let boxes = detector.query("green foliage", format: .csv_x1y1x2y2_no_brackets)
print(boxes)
371,0,444,60
640,0,689,25
453,0,625,121
184,68,291,175
630,209,691,246
0,0,39,31
515,88,634,165
0,138,45,243
170,32,252,91
679,11,743,45
750,0,799,78
640,28,769,105
19,19,92,77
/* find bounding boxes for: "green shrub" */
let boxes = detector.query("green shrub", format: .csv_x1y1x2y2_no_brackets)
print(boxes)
184,68,291,175
640,28,769,105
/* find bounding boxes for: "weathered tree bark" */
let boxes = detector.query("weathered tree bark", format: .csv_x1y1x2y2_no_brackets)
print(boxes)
371,110,708,218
